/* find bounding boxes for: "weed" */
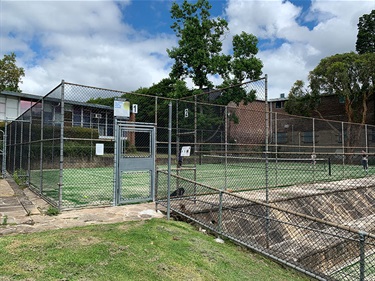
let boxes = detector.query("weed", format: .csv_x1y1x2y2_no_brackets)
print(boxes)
13,169,27,187
46,206,59,216
1,215,8,225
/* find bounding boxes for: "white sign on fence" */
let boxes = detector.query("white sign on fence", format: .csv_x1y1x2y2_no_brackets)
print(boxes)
132,104,138,114
114,99,130,118
96,143,104,155
180,146,191,157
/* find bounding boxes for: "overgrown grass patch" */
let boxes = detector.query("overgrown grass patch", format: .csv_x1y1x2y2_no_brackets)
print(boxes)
0,219,311,281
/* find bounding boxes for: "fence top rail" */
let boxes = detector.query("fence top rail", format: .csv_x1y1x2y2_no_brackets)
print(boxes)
178,77,267,101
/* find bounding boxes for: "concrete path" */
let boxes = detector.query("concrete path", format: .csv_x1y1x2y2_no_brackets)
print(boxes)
0,178,164,236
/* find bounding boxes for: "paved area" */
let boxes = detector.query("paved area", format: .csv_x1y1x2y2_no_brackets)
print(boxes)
0,178,165,236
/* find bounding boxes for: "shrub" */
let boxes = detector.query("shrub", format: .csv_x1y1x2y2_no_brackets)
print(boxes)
46,206,59,216
13,169,27,187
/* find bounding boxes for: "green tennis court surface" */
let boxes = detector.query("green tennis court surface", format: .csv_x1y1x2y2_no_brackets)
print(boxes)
28,160,372,207
29,167,150,207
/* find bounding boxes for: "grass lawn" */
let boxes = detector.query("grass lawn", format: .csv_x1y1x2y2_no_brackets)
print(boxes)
0,219,312,281
331,252,375,281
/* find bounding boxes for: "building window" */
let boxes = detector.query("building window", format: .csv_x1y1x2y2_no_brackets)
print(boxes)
64,111,73,127
73,107,82,126
82,110,91,128
20,100,34,115
276,132,287,143
275,101,284,108
0,99,5,120
6,97,19,120
303,131,313,143
370,131,375,143
337,132,348,143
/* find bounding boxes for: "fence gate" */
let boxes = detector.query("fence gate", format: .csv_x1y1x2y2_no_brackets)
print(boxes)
114,121,156,205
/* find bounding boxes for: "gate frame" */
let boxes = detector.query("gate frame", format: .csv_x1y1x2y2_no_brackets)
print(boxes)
113,120,156,206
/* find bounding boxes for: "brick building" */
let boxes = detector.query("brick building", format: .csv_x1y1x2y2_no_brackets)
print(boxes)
227,100,267,144
226,93,375,150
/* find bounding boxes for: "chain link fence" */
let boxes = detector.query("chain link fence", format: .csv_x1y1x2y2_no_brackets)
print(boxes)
4,77,375,280
155,78,375,280
156,171,375,280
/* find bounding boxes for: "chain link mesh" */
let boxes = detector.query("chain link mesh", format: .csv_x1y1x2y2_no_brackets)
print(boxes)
5,77,375,279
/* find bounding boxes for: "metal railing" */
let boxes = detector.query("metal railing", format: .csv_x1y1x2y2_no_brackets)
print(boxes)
156,170,375,281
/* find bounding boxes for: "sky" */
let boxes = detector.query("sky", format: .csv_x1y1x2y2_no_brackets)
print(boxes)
0,0,374,100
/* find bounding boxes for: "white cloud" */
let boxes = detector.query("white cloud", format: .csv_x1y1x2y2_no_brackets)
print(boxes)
1,0,374,100
0,0,174,96
226,0,303,39
225,0,374,98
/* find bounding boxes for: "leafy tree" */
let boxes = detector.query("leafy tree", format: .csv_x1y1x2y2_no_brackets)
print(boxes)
285,52,375,156
87,97,114,107
0,52,25,93
216,32,263,106
167,0,230,90
167,0,264,149
309,52,375,124
284,80,324,119
215,79,256,106
356,10,375,54
168,1,263,107
231,32,263,82
86,78,192,133
310,52,375,154
286,52,375,124
284,80,316,117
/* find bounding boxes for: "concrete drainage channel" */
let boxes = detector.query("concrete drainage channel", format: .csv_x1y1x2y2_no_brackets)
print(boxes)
158,185,375,281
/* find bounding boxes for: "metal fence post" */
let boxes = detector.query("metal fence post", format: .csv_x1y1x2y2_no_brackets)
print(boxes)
359,231,366,281
167,101,172,220
58,80,65,211
224,106,228,190
265,74,270,249
312,118,316,182
3,121,8,177
40,99,44,192
275,112,278,187
12,122,16,173
194,95,197,167
154,96,159,162
113,118,118,206
19,119,23,173
341,122,345,176
2,123,7,177
27,115,31,187
218,191,223,234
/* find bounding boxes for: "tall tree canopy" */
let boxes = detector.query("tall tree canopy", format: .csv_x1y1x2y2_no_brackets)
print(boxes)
167,0,263,106
231,32,263,82
0,52,25,93
167,0,230,90
356,10,375,54
284,80,318,117
284,52,375,152
309,52,375,124
216,32,263,105
286,52,375,124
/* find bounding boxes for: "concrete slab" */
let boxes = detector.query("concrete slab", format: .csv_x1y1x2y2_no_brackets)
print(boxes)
0,179,14,197
0,178,165,236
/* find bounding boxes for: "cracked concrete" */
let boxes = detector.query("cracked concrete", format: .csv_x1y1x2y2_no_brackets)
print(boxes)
0,178,165,236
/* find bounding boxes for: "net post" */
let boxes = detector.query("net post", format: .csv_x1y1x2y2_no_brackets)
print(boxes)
328,157,331,176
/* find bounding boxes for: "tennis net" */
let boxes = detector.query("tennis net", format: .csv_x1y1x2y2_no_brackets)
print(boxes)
202,154,329,172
